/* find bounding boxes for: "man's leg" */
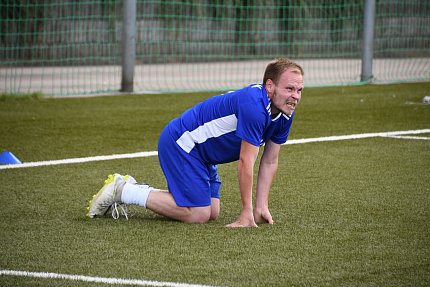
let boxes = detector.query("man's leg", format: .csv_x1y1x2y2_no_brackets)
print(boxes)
120,184,219,223
88,174,217,223
210,198,220,220
145,191,212,223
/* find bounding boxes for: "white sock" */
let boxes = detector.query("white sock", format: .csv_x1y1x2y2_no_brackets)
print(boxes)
121,183,157,208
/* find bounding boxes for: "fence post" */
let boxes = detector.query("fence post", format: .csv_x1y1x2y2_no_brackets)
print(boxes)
121,0,136,92
361,0,376,82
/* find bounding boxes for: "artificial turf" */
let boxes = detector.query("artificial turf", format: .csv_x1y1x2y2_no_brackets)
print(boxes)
0,82,429,286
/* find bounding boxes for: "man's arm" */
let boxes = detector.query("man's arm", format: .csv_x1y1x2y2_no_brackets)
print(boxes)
226,140,260,228
255,140,281,224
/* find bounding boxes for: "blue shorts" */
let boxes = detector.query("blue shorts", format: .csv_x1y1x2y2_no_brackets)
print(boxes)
157,122,221,207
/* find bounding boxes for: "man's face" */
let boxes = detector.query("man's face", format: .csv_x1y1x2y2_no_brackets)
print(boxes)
266,69,304,117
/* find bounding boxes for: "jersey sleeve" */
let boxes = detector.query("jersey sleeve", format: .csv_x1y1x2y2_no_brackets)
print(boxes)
235,96,266,147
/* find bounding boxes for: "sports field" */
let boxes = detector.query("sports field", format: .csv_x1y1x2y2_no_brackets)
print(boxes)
1,82,429,286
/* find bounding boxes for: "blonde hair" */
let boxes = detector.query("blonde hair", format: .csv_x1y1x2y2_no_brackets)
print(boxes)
263,58,304,85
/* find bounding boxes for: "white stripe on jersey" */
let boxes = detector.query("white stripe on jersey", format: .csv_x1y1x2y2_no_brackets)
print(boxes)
283,114,291,120
176,114,238,153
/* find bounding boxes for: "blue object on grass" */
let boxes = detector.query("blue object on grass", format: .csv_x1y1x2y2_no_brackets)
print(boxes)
0,151,22,164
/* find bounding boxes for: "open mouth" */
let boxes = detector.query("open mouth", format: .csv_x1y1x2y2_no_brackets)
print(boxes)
286,102,296,109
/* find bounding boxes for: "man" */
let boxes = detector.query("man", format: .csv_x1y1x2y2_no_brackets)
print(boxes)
87,58,304,228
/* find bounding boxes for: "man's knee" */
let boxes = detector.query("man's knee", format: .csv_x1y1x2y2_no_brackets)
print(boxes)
184,207,211,224
181,200,219,223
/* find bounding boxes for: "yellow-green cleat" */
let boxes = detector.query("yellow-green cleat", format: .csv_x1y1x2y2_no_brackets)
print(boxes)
87,174,124,218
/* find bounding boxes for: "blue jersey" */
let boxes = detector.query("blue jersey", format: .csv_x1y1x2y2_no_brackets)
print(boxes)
167,84,294,165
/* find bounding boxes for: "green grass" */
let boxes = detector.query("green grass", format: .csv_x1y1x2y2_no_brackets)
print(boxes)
0,92,44,101
0,82,429,286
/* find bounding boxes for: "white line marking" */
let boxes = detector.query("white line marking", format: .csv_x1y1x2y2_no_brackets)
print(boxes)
1,129,429,170
0,151,158,170
0,269,219,287
283,129,430,145
379,135,430,140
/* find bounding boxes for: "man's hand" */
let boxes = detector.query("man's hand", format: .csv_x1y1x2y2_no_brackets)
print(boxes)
254,208,274,224
226,209,258,228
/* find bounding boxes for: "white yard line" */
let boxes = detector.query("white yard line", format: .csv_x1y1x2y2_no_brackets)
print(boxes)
0,151,158,170
379,135,430,140
0,129,429,171
284,129,430,145
0,269,219,287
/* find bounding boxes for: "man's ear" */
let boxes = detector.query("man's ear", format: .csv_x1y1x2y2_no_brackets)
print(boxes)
265,79,275,96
